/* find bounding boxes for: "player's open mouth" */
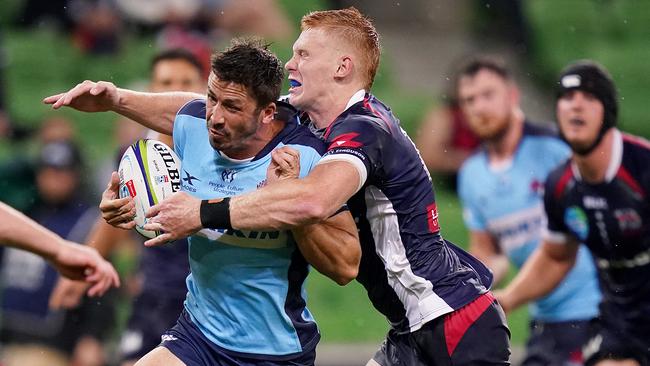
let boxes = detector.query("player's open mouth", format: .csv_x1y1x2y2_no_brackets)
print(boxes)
289,79,302,89
569,118,586,127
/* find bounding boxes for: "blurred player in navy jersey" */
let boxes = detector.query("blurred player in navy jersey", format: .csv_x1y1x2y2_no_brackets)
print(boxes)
497,60,650,366
456,56,600,365
44,38,360,366
49,48,204,366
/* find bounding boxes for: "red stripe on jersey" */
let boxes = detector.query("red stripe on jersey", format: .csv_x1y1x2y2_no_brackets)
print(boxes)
444,292,495,356
617,167,646,199
554,165,574,200
327,132,363,150
363,97,393,132
623,133,650,151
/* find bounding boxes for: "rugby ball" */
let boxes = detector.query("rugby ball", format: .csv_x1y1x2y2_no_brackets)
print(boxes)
118,139,182,238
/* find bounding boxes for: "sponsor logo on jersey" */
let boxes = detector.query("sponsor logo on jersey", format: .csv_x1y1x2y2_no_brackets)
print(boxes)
182,170,200,186
565,206,589,241
614,208,642,232
583,196,608,210
426,203,440,233
221,169,237,183
328,132,363,150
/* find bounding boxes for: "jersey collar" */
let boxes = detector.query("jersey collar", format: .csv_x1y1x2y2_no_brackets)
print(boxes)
571,128,622,183
344,89,366,111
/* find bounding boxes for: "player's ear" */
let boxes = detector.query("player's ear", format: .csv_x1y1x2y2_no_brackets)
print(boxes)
335,56,353,79
260,102,277,125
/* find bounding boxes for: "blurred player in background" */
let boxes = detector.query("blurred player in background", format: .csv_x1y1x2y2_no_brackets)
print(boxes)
456,56,600,365
415,67,480,191
497,60,650,365
1,140,118,366
45,38,360,365
57,8,512,365
49,48,205,366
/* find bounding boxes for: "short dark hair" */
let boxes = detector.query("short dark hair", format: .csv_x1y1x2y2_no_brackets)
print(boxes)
211,38,284,108
151,48,203,76
457,55,511,81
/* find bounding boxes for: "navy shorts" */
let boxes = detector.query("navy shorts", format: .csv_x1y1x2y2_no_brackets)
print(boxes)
372,292,511,366
160,309,317,366
119,291,186,361
521,319,593,366
583,320,649,366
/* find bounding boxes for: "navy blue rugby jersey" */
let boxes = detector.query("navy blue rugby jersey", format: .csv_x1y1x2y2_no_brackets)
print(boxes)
544,129,650,340
312,91,492,333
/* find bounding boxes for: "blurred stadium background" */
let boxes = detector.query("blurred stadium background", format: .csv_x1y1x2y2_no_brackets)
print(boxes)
1,0,649,364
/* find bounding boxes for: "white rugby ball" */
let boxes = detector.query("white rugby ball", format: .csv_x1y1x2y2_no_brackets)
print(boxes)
118,139,182,238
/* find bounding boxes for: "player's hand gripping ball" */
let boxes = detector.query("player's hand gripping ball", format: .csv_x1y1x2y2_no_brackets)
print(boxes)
118,139,181,238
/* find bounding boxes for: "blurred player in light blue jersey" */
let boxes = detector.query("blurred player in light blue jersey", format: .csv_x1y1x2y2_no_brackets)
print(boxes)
457,56,600,365
45,38,360,366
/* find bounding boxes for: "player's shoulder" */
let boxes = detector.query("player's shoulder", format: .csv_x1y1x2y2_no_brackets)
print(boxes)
328,94,395,137
177,98,206,118
545,159,574,199
282,123,327,154
460,148,487,176
622,132,650,157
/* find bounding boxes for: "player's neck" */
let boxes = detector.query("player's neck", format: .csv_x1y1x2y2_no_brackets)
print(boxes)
573,128,615,183
486,108,524,163
308,86,365,129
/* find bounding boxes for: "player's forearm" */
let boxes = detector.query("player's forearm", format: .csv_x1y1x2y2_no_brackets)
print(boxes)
230,162,357,230
113,89,202,135
485,255,510,285
292,211,360,285
499,245,575,311
0,202,64,259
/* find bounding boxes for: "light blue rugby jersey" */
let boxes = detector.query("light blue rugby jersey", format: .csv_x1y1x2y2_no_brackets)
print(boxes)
172,99,324,357
458,122,601,322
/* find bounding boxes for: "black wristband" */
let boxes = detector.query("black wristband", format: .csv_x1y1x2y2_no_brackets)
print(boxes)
200,198,232,230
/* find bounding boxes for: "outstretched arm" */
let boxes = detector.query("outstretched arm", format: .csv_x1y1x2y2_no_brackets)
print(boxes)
496,238,579,313
0,202,120,296
43,80,202,135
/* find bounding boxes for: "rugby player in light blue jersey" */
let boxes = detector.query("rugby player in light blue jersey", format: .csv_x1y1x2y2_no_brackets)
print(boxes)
456,56,600,365
44,39,360,366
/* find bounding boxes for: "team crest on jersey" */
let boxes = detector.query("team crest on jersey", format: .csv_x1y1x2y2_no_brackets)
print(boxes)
564,206,589,241
614,208,642,233
221,169,237,183
529,179,544,197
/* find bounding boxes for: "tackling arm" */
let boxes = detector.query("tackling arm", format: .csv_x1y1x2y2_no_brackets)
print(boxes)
497,238,579,313
468,230,510,285
292,210,360,285
230,160,361,230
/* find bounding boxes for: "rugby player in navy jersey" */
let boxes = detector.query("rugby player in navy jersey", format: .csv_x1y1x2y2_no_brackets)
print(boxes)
45,8,511,364
45,38,360,365
497,61,650,365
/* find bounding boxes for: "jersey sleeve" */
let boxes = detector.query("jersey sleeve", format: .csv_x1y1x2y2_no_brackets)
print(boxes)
542,175,572,245
173,99,205,161
318,117,391,191
457,163,487,231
